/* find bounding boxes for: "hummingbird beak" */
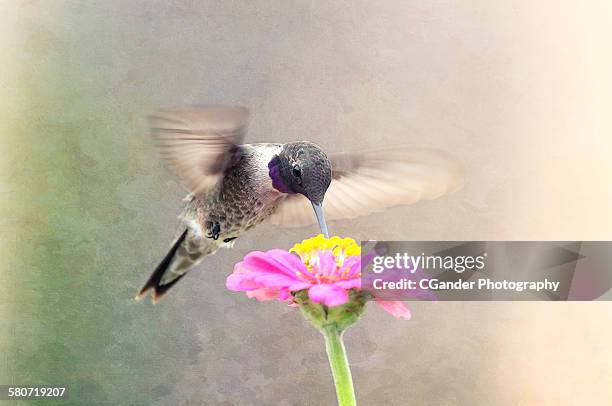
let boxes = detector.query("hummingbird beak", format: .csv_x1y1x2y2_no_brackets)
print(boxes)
311,201,329,238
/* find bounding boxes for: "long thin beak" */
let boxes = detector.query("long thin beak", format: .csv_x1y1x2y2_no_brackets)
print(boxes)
311,202,329,238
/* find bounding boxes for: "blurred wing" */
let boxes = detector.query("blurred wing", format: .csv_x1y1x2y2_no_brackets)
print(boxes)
150,106,249,195
269,147,464,227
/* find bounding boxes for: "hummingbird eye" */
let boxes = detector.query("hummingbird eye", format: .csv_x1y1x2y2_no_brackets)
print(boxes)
292,164,302,183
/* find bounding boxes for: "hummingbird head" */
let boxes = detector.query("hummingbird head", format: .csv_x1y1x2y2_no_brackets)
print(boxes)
269,142,332,236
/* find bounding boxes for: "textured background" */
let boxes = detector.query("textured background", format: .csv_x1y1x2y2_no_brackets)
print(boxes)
1,1,612,405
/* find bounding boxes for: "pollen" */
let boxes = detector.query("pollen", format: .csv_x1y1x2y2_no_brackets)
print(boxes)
291,234,361,259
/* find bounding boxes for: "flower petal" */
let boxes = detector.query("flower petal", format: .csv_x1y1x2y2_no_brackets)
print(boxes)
243,250,306,278
278,287,292,301
308,284,349,307
335,278,361,290
375,300,411,320
265,249,309,273
342,256,361,277
226,269,262,292
246,287,280,301
249,272,310,290
318,251,337,276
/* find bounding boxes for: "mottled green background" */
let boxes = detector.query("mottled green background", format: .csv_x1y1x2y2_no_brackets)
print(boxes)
2,1,611,405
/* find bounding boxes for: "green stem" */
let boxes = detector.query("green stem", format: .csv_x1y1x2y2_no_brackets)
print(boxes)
323,324,356,406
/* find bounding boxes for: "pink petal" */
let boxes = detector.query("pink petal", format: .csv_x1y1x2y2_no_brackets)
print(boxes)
278,288,291,301
342,256,361,277
375,300,411,320
266,249,307,273
318,251,337,276
226,271,262,291
226,253,311,296
249,272,311,291
249,273,298,286
335,279,361,290
308,284,349,307
243,250,306,278
246,287,280,301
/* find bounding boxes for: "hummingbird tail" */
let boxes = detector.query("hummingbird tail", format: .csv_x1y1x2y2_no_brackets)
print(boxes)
135,228,191,303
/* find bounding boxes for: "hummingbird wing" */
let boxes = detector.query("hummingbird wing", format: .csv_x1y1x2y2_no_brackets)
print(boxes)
150,106,249,195
269,147,464,227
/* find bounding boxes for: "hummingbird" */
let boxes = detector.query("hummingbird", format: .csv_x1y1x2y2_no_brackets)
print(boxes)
136,105,463,302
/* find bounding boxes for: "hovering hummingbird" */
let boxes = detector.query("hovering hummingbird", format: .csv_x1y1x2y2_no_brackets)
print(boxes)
136,106,463,302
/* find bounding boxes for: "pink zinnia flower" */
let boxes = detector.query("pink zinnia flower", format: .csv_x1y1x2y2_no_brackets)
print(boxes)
226,235,411,319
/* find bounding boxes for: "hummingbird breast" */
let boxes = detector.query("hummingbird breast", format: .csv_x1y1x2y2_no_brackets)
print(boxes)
186,144,284,238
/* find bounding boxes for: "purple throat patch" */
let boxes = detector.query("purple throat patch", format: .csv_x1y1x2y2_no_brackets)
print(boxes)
268,156,292,193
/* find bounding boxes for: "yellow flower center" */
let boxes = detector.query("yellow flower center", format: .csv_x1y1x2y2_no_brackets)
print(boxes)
290,235,361,283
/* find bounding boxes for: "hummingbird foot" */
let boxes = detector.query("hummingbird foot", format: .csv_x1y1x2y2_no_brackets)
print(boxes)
206,221,221,240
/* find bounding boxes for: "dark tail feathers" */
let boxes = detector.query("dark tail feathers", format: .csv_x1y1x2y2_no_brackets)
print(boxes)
135,229,189,303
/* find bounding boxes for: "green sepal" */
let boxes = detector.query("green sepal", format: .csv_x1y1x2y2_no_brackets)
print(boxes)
294,289,370,332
